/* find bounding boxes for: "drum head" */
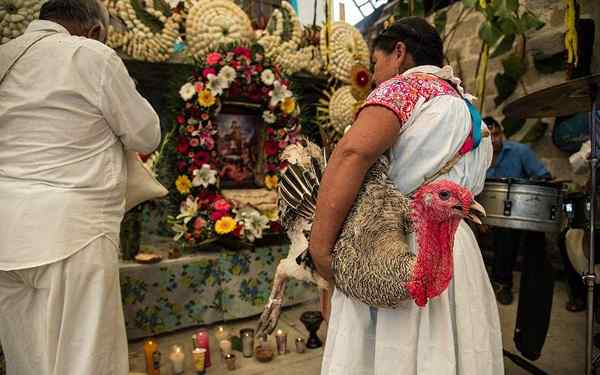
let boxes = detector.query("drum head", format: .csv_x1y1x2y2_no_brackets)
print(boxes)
485,177,562,188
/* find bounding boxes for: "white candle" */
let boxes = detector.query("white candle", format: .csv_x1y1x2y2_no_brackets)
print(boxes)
275,329,287,355
219,339,232,355
168,345,185,374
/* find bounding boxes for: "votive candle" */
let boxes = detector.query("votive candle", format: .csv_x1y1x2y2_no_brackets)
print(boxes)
195,329,212,368
275,329,288,355
192,347,207,374
169,345,185,374
240,328,254,358
295,337,306,353
143,339,160,375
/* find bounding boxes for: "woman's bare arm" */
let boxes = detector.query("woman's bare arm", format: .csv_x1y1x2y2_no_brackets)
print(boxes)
308,106,401,281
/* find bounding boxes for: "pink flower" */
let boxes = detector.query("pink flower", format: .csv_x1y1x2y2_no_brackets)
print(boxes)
213,198,231,212
176,138,190,154
207,52,222,65
233,47,252,59
194,151,210,165
264,140,279,156
203,67,216,78
229,60,241,70
200,133,215,150
186,125,195,134
190,138,200,147
255,53,263,62
194,82,204,92
210,210,227,221
177,160,187,172
278,139,288,149
201,113,210,121
176,114,186,125
266,127,275,136
194,217,206,230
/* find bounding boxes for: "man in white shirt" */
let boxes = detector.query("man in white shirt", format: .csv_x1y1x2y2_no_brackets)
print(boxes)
0,1,161,374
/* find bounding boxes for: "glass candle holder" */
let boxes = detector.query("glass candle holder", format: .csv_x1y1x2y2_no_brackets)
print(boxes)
275,329,288,355
192,347,207,375
143,339,160,375
295,337,306,353
169,345,185,374
224,353,236,371
195,329,211,368
240,328,255,358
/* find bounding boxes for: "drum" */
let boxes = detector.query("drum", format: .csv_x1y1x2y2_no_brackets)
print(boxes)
563,192,598,229
478,178,564,232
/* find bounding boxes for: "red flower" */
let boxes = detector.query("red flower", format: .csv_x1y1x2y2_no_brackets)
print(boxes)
210,210,228,221
269,221,282,232
266,127,275,136
213,198,232,212
232,224,243,237
176,114,186,125
266,163,278,173
255,65,263,73
229,60,241,70
207,52,222,65
177,160,187,172
264,140,279,156
279,160,288,170
233,47,252,59
202,67,216,78
194,151,210,165
176,138,190,154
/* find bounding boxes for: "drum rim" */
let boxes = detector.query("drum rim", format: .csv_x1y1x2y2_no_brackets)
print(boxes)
485,177,563,188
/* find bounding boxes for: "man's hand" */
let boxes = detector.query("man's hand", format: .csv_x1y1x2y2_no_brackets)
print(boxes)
311,250,334,283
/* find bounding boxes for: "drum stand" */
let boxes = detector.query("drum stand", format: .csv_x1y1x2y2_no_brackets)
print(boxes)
586,84,599,375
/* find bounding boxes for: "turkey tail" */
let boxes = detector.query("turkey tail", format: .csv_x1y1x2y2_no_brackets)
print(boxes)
279,156,323,228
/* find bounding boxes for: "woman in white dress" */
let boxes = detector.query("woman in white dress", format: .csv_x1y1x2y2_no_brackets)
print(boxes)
308,17,504,375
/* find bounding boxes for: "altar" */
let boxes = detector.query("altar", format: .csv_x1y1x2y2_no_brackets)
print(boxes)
120,236,318,339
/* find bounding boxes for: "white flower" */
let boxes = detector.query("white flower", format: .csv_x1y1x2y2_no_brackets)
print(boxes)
262,110,276,124
166,0,181,9
268,80,292,107
192,164,218,188
206,74,229,96
235,207,269,241
218,66,237,84
171,222,188,241
179,82,196,101
176,196,198,224
261,69,275,86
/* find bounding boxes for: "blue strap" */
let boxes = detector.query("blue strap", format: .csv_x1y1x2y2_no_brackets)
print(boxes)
464,99,482,149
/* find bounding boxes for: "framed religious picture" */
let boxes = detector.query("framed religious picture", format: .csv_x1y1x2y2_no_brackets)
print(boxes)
216,102,266,188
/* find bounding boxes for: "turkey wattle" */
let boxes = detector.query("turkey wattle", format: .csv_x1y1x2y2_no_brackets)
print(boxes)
256,140,485,337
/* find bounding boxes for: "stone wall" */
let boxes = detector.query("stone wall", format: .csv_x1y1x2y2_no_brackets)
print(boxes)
440,0,600,181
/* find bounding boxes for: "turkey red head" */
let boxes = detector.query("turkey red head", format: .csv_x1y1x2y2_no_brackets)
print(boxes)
408,180,485,306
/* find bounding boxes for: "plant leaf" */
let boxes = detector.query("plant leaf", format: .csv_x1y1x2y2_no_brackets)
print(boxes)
494,72,518,106
502,53,527,80
463,0,478,7
479,21,503,46
491,34,516,58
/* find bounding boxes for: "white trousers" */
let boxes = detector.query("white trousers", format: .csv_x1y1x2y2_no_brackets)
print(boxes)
0,237,129,375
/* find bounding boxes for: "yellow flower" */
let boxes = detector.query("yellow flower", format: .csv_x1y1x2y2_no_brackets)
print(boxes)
175,175,192,194
280,97,296,114
264,174,279,190
215,216,237,235
264,208,279,222
198,89,216,107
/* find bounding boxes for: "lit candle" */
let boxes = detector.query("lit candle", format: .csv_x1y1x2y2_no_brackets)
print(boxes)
195,330,212,368
192,348,207,374
240,328,254,358
275,329,288,355
295,337,306,353
169,345,185,374
224,353,236,371
215,326,229,342
143,339,160,375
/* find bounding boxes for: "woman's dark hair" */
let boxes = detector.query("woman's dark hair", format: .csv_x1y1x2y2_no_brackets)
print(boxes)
373,17,444,67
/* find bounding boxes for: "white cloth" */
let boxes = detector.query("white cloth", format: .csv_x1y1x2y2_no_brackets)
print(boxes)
0,237,129,375
0,20,161,270
321,66,504,375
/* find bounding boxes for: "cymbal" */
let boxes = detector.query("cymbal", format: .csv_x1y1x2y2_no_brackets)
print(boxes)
503,74,600,119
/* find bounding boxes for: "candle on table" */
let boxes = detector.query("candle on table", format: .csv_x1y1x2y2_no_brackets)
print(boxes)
169,345,185,374
192,348,207,374
295,337,306,353
215,325,229,342
240,328,254,358
195,330,212,368
143,339,160,375
275,329,288,355
224,353,236,371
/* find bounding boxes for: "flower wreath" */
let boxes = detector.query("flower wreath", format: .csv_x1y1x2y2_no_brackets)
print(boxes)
168,44,300,247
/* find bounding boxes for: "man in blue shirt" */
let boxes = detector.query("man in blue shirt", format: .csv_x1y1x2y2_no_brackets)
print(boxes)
484,117,551,305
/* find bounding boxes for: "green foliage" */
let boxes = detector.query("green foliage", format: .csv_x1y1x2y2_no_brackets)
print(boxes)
533,52,566,75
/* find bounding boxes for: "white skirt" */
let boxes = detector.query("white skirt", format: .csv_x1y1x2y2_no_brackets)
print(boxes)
321,221,504,375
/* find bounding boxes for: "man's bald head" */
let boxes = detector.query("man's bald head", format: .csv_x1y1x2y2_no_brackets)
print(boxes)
39,0,109,43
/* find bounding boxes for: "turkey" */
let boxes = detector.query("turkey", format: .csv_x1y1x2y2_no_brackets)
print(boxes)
256,139,485,337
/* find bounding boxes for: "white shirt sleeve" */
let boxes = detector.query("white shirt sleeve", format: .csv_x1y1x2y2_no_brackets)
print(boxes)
99,52,161,154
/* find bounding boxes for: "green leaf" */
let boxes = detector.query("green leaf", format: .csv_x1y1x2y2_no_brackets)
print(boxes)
462,0,478,7
494,72,518,106
518,12,545,33
434,9,448,35
491,34,516,58
533,52,566,74
479,21,502,46
498,17,518,35
502,53,526,80
504,0,519,13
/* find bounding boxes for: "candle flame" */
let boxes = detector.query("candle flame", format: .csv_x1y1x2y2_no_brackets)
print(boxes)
276,329,283,335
